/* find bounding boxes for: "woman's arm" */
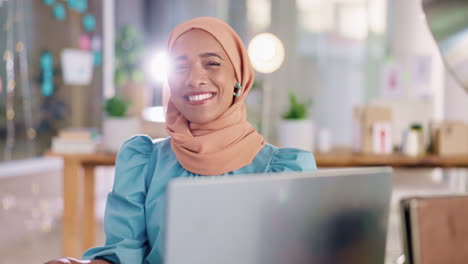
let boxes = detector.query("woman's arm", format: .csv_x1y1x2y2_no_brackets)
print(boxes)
44,257,111,264
81,136,154,263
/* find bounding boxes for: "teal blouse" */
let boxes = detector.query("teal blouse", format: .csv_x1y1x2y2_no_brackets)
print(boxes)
82,135,317,264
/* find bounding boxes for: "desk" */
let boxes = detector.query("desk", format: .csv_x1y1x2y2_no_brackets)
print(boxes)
315,153,468,168
46,152,116,258
48,151,468,258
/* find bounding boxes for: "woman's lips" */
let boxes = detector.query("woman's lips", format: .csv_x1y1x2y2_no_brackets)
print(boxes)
184,92,216,105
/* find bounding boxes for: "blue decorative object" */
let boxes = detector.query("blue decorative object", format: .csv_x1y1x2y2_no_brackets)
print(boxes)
53,3,66,21
67,0,78,9
43,0,55,6
40,52,53,69
41,80,54,97
43,70,53,79
75,0,87,13
93,51,103,67
83,13,96,32
40,52,54,97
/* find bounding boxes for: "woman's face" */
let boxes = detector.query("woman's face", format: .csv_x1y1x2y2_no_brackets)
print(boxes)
168,29,237,124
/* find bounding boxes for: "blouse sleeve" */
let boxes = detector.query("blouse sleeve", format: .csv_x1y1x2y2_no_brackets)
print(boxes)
82,135,154,263
268,148,317,173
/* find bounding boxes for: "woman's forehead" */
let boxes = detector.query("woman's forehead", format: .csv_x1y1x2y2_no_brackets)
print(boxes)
170,29,226,57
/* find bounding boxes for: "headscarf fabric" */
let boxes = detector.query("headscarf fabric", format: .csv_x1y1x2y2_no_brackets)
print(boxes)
165,17,265,175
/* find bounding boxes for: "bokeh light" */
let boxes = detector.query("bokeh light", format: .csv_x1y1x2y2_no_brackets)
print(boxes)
248,33,285,74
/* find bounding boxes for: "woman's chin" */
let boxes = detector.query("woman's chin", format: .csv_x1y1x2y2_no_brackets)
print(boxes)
187,116,216,125
184,110,221,124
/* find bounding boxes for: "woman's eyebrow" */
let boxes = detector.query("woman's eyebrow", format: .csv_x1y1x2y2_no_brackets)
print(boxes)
199,52,223,60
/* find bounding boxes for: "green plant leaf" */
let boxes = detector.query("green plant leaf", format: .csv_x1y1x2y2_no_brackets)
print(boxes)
282,91,312,120
114,24,145,88
104,96,130,117
114,69,129,87
132,70,145,83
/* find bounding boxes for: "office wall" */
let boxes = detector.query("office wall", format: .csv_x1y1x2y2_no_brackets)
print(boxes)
31,1,104,128
387,0,444,119
119,0,468,148
388,0,468,125
444,71,468,122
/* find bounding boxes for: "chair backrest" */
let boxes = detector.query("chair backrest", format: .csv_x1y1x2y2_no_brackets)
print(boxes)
401,195,468,264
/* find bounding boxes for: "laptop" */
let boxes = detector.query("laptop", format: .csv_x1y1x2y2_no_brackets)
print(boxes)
165,167,393,264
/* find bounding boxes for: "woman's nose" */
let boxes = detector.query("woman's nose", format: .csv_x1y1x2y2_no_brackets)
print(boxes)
185,64,207,87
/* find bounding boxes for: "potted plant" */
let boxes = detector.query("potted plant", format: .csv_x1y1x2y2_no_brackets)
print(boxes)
277,91,315,151
102,96,140,152
101,26,147,153
114,25,148,116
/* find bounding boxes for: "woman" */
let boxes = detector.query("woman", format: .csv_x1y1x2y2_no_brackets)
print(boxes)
46,17,316,264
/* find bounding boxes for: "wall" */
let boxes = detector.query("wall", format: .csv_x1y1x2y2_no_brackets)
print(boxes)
117,0,468,148
444,70,468,122
387,0,444,119
386,0,468,142
31,1,104,128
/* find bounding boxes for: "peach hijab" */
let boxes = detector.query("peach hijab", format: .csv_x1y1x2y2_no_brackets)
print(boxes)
165,17,265,176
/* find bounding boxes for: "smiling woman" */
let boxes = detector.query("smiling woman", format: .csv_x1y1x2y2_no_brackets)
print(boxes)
168,29,237,124
45,17,317,264
163,17,266,176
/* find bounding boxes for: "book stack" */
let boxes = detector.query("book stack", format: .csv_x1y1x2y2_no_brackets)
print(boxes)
51,128,101,154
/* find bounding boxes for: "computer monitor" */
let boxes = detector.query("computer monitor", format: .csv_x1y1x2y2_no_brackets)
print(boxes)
165,167,393,264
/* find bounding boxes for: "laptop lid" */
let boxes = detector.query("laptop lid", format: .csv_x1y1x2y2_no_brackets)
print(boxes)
165,167,392,264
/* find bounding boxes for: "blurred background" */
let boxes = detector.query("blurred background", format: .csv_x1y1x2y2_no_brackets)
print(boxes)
1,0,468,263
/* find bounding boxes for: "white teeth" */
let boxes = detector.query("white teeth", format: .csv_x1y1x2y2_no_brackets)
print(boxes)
187,93,214,102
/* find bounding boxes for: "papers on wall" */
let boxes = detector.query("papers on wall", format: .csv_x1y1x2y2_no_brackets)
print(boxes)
380,59,404,99
411,55,433,99
61,48,93,85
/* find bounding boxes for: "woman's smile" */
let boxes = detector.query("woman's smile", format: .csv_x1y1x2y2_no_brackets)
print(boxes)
184,91,217,105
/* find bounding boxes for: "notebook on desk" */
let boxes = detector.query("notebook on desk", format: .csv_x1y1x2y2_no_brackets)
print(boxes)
400,195,468,264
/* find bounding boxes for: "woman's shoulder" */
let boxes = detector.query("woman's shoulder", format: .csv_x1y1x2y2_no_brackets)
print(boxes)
117,135,174,169
264,143,317,173
119,135,170,156
113,136,171,190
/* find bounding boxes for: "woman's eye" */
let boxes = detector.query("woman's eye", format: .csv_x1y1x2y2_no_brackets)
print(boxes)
175,65,187,71
207,61,221,66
